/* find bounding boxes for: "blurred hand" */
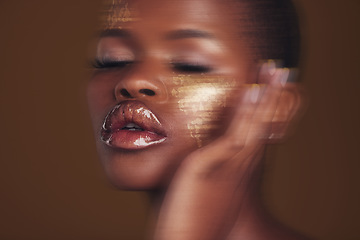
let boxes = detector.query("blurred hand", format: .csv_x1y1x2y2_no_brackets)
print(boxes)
155,63,291,240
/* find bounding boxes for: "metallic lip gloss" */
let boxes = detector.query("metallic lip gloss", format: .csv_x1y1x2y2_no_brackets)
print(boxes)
101,100,167,150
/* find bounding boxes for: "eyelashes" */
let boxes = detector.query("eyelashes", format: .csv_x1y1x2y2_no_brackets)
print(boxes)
92,59,213,74
92,59,133,69
171,62,212,73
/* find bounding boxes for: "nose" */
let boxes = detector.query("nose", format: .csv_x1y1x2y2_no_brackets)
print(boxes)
114,63,168,102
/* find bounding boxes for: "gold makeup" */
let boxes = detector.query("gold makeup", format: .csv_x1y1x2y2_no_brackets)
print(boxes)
171,75,238,147
102,0,139,29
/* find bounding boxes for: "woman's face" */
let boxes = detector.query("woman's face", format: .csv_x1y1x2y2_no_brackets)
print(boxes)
87,0,255,189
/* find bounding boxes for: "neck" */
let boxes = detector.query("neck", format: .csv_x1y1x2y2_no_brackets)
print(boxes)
145,149,299,240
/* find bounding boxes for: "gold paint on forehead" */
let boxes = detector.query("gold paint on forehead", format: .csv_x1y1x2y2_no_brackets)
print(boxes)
102,0,139,29
171,75,238,147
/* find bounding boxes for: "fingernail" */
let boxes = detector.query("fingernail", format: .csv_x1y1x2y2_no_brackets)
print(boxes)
280,68,290,87
267,60,276,76
249,84,260,103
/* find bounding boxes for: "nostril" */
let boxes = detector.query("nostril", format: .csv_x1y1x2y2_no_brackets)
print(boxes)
139,89,156,96
120,89,133,98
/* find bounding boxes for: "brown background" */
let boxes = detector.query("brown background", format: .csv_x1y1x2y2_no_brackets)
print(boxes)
0,0,359,239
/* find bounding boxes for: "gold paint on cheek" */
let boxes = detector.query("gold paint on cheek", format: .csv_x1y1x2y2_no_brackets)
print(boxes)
102,0,139,29
171,75,238,147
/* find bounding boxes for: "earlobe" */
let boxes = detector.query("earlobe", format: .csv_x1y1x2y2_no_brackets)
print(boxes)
268,82,305,143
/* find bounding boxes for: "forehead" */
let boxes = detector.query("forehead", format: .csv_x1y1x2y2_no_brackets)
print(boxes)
102,0,253,60
136,0,229,23
104,0,241,33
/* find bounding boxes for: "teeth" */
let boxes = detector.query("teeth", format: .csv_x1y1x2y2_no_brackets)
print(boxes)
123,122,143,130
126,123,137,128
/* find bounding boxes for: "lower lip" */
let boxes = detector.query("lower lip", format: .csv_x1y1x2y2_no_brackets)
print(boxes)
101,130,166,150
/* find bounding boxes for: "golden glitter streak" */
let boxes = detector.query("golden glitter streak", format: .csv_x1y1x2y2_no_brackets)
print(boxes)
171,75,238,147
102,0,139,29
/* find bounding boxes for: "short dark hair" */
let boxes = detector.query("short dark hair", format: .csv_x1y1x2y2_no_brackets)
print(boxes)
236,0,300,68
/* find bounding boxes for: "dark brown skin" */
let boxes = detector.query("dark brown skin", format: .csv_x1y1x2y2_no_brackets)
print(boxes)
87,0,307,239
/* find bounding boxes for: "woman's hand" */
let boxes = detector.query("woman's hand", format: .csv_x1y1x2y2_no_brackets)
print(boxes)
155,63,291,240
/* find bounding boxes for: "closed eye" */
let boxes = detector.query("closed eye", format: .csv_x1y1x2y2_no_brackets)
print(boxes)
92,59,133,69
172,62,212,73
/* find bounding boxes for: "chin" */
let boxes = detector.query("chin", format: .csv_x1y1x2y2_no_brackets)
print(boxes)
96,140,192,191
103,163,170,191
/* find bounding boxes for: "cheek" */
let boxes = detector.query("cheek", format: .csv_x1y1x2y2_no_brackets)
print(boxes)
170,75,239,147
87,75,116,114
87,75,116,128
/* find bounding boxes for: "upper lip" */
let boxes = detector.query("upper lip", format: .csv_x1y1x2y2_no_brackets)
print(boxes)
101,100,166,137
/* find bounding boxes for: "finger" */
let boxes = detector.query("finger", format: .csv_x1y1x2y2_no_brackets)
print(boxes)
224,84,262,148
185,66,289,167
189,84,261,165
222,62,287,149
245,67,289,147
206,67,288,156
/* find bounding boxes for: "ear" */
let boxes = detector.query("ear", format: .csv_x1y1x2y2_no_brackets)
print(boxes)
269,82,305,143
258,61,306,143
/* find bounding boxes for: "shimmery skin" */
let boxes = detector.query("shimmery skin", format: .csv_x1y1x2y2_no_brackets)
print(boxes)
171,75,238,147
103,0,139,29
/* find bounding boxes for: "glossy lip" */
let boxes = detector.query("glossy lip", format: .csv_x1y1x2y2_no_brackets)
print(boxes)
101,100,167,150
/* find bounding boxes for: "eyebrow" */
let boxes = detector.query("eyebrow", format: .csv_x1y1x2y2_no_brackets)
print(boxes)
99,28,215,41
100,28,131,38
164,29,214,40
